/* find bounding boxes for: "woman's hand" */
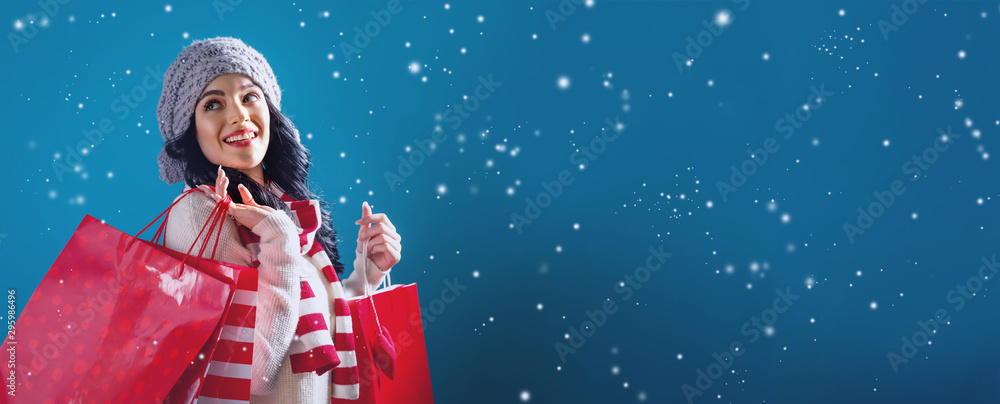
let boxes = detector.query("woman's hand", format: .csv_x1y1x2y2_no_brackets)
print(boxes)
197,166,276,229
355,201,401,272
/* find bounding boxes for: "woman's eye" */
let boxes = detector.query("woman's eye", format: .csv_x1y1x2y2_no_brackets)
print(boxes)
244,92,260,103
204,100,220,111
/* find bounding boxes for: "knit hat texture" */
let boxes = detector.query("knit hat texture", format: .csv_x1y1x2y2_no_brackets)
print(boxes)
156,37,283,184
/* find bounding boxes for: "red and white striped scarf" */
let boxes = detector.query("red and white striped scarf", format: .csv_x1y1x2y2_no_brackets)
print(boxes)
236,182,360,400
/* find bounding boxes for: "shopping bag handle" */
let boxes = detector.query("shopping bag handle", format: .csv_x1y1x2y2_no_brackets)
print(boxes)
129,188,200,248
180,190,231,272
362,239,385,332
126,187,232,273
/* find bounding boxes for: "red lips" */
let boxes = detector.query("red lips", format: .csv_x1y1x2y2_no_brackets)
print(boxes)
223,128,256,142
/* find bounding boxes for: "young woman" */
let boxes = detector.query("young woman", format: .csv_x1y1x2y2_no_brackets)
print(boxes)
155,37,402,403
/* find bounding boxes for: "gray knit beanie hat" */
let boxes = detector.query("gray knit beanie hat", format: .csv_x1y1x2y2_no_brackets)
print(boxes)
156,37,284,185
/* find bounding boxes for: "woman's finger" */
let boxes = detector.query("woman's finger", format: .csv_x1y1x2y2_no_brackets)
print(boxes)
238,184,258,207
354,212,395,232
361,201,372,222
217,166,231,199
366,233,401,253
220,175,229,199
205,189,233,214
358,223,401,243
215,166,224,196
370,243,401,266
358,225,400,253
359,230,401,253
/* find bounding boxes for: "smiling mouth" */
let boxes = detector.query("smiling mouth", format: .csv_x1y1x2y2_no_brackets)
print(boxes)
224,131,257,145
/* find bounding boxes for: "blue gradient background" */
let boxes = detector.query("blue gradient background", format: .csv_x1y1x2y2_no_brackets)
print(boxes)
1,1,998,403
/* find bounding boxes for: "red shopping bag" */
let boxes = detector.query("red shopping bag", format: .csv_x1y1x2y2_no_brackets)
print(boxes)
335,281,434,404
164,268,257,404
0,189,256,404
158,189,258,404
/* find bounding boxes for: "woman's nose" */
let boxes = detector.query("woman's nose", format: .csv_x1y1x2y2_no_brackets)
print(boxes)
229,103,251,124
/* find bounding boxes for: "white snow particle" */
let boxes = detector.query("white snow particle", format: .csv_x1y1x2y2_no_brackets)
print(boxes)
716,10,732,27
557,76,570,90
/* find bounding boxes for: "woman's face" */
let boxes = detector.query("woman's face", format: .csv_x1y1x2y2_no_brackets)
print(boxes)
193,73,270,171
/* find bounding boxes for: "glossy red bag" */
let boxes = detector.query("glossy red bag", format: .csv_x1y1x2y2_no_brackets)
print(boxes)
335,280,434,404
0,189,256,404
164,266,258,404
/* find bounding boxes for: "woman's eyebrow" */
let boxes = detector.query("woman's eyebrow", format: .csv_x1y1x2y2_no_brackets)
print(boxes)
196,83,260,104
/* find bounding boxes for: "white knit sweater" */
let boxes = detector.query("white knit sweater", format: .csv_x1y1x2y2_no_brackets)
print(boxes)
163,187,388,403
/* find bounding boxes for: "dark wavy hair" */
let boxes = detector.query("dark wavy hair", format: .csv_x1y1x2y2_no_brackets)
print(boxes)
163,98,346,274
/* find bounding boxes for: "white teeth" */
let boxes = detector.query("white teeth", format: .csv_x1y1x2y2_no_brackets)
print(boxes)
224,132,256,143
